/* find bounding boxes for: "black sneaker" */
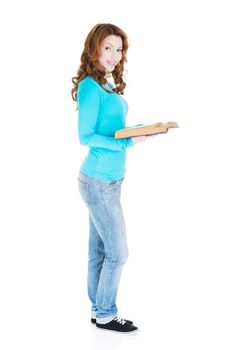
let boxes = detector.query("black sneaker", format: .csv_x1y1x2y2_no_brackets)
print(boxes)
91,317,133,325
96,317,138,333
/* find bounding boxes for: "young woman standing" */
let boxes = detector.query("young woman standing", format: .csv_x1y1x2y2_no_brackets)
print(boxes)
71,23,156,333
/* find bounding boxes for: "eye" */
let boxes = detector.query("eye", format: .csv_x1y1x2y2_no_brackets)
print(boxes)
117,48,122,53
105,46,111,51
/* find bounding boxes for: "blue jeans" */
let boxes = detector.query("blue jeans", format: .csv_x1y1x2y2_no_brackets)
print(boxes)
77,171,128,324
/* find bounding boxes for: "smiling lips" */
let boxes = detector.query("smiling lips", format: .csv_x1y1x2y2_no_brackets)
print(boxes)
107,60,116,67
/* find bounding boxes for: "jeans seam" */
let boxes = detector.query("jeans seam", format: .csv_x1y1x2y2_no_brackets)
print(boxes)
98,185,112,310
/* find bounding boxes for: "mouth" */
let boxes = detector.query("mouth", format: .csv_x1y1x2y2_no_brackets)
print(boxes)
106,61,116,67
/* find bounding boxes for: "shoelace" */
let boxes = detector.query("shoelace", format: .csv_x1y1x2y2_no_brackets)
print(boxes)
114,317,126,325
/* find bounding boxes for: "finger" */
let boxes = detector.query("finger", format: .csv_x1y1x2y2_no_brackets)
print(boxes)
147,134,157,138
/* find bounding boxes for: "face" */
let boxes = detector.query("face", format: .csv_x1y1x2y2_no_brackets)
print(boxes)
99,35,123,74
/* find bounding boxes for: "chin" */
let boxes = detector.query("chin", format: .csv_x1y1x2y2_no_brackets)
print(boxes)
106,68,114,73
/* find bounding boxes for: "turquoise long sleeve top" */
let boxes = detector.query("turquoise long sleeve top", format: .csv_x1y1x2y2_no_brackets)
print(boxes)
77,76,134,180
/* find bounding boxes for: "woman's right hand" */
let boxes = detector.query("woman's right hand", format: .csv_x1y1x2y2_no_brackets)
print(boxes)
131,135,149,144
131,129,168,144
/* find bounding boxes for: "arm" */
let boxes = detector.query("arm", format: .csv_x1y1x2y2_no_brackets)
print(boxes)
77,79,134,151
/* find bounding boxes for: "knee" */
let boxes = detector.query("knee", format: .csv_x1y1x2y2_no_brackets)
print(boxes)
107,250,128,266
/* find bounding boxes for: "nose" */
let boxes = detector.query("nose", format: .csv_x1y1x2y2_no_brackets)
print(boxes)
111,51,118,61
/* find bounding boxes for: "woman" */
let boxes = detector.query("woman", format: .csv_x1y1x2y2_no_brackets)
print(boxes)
71,23,154,333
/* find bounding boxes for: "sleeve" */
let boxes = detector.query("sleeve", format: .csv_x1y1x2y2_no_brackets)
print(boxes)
77,79,134,151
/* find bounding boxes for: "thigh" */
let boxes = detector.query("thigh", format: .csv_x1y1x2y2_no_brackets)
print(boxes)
78,176,111,232
78,175,127,255
88,214,105,256
89,181,128,257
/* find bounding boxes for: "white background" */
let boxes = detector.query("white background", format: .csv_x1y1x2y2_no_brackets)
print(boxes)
0,0,234,349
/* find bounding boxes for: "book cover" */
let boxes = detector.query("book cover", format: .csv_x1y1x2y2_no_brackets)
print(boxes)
114,122,179,139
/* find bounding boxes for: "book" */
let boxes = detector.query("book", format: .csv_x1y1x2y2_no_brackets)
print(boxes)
114,122,179,139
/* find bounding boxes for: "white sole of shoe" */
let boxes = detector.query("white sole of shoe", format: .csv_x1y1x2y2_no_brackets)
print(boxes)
95,327,139,335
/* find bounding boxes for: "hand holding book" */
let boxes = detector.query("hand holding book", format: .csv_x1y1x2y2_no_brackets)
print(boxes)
131,129,168,144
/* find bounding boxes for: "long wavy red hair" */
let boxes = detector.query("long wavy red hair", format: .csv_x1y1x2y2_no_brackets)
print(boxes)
71,23,129,109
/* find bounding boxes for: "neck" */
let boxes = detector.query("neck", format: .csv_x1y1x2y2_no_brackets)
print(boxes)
105,72,112,79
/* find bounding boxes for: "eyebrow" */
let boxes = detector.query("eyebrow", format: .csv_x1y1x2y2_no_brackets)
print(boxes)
105,42,122,49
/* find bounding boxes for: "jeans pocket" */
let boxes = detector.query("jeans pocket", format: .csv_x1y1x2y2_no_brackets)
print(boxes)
110,180,118,185
100,180,122,199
